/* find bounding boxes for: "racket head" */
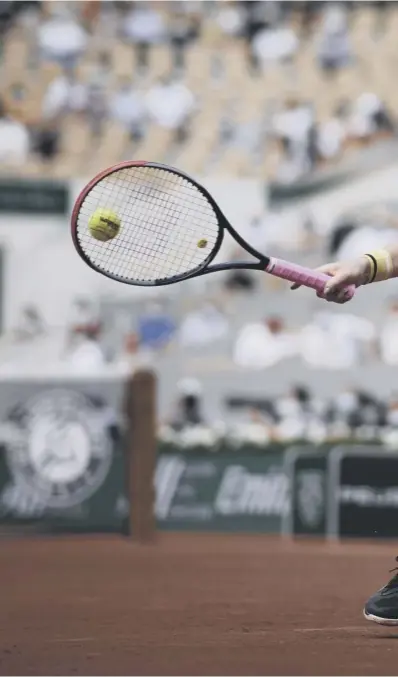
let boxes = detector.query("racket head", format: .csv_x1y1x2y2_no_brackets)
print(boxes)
71,161,225,286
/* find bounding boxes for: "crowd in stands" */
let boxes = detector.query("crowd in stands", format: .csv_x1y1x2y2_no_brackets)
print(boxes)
0,1,397,179
160,376,398,447
12,286,398,373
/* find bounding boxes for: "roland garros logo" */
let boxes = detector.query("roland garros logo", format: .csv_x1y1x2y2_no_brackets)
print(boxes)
3,389,112,509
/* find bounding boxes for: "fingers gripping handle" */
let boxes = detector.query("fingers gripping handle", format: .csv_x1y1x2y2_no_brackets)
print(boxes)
267,258,355,300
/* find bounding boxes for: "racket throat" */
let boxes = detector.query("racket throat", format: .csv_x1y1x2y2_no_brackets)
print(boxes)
265,257,276,274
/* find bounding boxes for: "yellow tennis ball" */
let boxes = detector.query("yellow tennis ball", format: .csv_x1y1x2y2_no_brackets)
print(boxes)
197,239,208,249
88,208,121,242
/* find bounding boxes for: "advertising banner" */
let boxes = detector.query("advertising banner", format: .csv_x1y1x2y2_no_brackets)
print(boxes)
155,452,289,533
328,446,398,539
0,379,128,533
0,179,68,215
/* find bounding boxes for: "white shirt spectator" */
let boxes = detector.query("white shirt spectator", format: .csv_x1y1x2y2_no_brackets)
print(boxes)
252,26,298,66
273,102,314,183
146,81,195,129
124,5,165,44
273,103,313,145
216,5,245,37
317,117,346,159
67,338,105,371
39,15,87,62
234,321,298,369
0,118,29,165
300,312,375,369
349,92,383,139
110,84,146,129
42,76,88,118
178,304,229,347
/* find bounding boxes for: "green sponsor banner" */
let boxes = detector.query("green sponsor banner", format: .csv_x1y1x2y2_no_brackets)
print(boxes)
155,452,289,533
0,179,68,215
284,448,328,537
0,382,128,533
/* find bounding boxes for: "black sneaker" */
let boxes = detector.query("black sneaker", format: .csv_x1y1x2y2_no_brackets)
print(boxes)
363,557,398,625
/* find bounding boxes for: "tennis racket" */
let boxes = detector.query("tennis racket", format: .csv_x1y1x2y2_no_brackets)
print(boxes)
71,161,355,299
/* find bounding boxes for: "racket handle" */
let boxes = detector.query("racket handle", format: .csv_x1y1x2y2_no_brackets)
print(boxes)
267,258,355,300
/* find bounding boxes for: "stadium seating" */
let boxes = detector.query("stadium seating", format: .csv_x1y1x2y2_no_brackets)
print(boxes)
1,1,398,177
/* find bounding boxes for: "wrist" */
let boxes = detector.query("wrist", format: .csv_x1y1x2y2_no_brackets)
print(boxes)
359,255,373,285
363,250,393,283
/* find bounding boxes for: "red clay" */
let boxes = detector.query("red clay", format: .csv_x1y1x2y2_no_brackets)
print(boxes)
1,533,398,675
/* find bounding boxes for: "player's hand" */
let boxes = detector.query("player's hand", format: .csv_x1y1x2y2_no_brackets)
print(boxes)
291,257,371,304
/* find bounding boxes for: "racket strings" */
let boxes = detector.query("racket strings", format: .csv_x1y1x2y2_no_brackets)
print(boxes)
75,166,220,283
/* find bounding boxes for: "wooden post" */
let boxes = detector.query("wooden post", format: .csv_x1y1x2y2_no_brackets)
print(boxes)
125,369,157,543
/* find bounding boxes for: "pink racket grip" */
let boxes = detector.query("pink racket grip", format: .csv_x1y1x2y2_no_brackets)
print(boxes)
267,258,355,300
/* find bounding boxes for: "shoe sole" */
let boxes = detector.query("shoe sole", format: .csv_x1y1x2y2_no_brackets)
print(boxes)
363,609,398,626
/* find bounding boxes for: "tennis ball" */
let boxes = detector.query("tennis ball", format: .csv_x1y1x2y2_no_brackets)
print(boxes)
88,208,121,242
197,239,208,249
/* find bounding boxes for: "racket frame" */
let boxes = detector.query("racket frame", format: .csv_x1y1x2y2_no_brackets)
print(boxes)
71,160,270,287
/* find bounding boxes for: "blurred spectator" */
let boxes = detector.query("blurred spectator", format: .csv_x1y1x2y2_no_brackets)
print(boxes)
329,386,363,435
385,394,398,429
251,23,298,71
86,80,108,137
33,118,60,162
68,297,101,346
88,51,113,89
137,303,176,350
110,78,146,143
328,387,385,437
38,6,88,72
123,2,165,72
275,384,327,441
42,73,88,119
146,76,195,143
316,102,348,161
0,98,29,166
272,98,316,182
178,303,229,348
300,312,376,369
66,335,106,371
380,299,398,365
316,3,352,75
244,0,282,42
234,315,298,369
215,2,245,39
349,92,395,145
169,11,197,73
169,378,205,431
14,305,45,342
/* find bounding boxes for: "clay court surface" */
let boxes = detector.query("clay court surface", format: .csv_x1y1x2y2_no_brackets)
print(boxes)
2,533,398,675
